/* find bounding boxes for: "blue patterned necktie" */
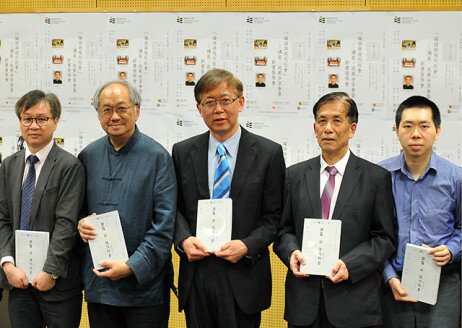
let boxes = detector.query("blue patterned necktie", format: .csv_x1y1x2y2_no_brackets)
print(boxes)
213,144,231,199
20,155,39,230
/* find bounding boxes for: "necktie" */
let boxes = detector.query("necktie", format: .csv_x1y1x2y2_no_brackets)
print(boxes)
321,166,338,220
20,155,39,230
213,144,230,199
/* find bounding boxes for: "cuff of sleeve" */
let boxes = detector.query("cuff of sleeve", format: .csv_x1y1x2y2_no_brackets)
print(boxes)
127,253,149,287
447,242,460,263
0,256,14,268
382,262,398,284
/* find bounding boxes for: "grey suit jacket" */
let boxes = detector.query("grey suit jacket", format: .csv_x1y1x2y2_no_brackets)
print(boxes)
274,152,396,327
173,127,285,314
0,143,85,301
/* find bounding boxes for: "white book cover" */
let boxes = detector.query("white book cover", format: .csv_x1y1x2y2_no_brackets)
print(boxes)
196,199,232,252
15,230,49,282
86,210,129,271
300,218,342,275
401,243,441,305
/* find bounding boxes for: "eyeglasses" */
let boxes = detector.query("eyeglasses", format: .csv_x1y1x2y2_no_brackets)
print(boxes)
200,97,239,110
20,116,51,127
99,106,133,117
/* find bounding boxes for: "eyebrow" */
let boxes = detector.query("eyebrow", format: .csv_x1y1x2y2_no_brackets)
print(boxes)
402,120,431,124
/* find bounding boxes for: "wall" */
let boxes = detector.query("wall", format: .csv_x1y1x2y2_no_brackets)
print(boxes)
0,1,460,328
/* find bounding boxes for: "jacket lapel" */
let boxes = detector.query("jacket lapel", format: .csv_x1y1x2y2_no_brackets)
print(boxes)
29,143,58,228
191,132,211,199
305,157,322,219
230,128,256,199
12,150,26,230
332,153,361,219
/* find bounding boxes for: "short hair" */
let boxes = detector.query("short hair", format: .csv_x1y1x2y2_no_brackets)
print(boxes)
15,90,61,119
194,68,243,104
395,95,441,129
312,92,358,124
404,75,412,79
92,80,141,111
330,74,337,78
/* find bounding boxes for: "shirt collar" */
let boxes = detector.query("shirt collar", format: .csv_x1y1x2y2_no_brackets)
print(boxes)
209,126,241,158
25,139,54,164
320,149,350,176
396,152,438,179
107,125,140,153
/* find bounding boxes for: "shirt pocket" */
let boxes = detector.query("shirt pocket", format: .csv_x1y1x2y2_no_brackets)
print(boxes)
421,198,454,234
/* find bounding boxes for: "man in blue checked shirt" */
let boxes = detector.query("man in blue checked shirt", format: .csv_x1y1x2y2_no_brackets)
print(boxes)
379,95,461,328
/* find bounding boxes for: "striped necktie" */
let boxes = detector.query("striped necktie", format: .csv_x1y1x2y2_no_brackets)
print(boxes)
20,155,39,230
212,144,230,199
321,166,338,220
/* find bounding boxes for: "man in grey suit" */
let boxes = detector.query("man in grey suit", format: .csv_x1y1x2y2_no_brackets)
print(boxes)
0,90,85,328
173,68,285,328
274,92,396,328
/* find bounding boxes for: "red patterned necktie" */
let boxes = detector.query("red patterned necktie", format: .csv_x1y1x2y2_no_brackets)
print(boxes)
321,166,338,220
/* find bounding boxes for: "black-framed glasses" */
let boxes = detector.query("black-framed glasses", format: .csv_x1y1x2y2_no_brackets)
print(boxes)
99,106,133,117
20,116,51,127
200,97,239,110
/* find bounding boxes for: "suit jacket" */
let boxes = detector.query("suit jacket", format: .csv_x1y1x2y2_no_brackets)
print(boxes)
274,152,396,327
0,143,85,301
173,127,285,314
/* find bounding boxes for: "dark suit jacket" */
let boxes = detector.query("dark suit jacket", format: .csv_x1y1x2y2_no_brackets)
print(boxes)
274,152,396,327
173,127,285,314
0,143,85,301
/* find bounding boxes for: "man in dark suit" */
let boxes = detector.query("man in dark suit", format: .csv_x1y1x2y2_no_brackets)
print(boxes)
0,90,85,328
185,72,196,86
173,68,285,328
274,92,396,328
255,73,266,87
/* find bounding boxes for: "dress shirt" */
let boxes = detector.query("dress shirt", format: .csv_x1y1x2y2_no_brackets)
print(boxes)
22,139,54,185
319,150,350,220
207,127,241,197
379,152,461,282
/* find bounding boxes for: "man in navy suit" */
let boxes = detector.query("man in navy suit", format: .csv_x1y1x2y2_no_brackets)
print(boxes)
274,92,396,328
173,68,285,328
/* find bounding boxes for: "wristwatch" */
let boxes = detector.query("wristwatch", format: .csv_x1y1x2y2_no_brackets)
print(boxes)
49,273,59,280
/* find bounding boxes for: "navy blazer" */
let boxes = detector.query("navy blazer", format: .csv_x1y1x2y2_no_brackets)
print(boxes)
173,127,285,314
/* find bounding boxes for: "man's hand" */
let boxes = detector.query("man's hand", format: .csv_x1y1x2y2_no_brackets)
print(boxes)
92,260,133,280
214,240,248,263
2,262,28,289
31,271,56,291
388,277,417,302
326,259,349,284
77,213,97,243
423,244,452,266
289,250,309,277
181,236,210,262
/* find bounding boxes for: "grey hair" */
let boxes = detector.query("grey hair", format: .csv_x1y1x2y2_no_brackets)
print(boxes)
312,92,358,124
91,80,141,111
194,68,243,104
15,90,61,119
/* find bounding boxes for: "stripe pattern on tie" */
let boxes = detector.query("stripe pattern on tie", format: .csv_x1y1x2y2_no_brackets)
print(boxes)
20,155,39,230
321,166,338,220
212,143,231,199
